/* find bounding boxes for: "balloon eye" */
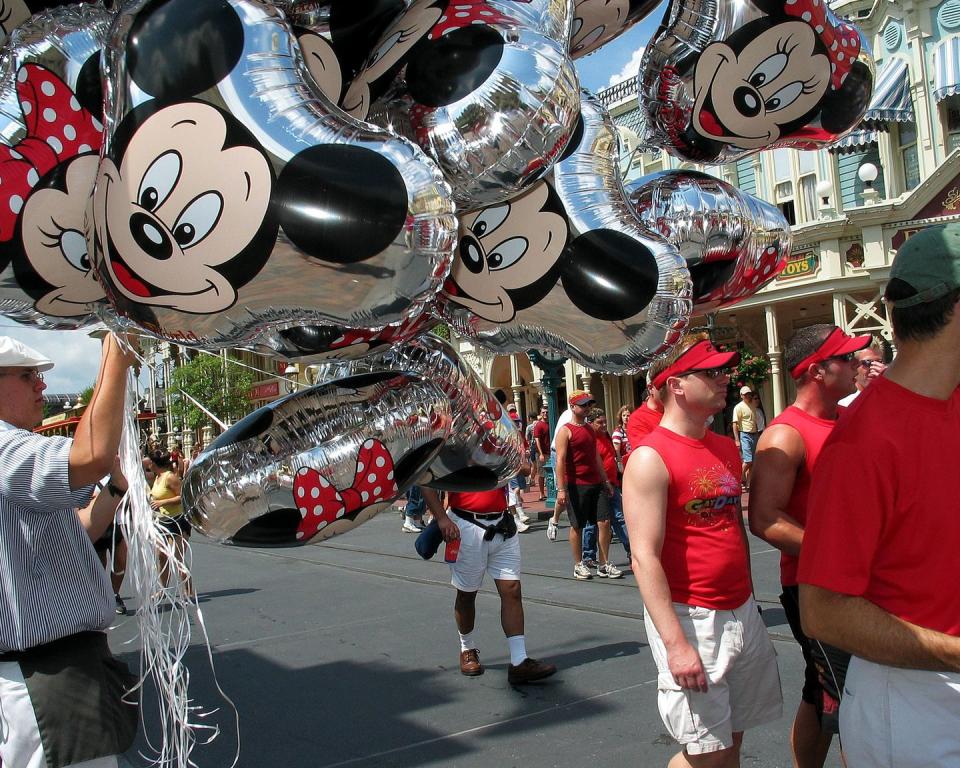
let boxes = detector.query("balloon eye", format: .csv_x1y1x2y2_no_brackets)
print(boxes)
487,237,527,271
137,151,181,213
471,204,510,239
748,52,788,91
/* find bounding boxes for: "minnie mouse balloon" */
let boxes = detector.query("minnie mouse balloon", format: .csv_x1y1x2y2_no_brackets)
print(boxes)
90,0,455,349
316,333,522,490
626,170,790,310
347,0,581,207
0,3,110,329
569,0,659,58
182,371,451,546
638,0,874,162
440,91,690,372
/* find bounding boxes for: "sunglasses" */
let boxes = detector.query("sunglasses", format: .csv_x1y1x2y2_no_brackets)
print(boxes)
676,367,732,380
0,369,44,383
857,359,876,369
821,352,856,365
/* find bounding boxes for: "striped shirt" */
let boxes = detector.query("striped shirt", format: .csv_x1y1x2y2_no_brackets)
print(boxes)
0,420,111,652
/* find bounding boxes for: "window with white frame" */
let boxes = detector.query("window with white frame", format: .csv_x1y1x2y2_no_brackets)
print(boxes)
944,96,960,154
772,149,796,224
897,122,921,190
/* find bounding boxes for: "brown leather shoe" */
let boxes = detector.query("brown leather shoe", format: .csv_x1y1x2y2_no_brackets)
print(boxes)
507,657,557,685
460,649,483,676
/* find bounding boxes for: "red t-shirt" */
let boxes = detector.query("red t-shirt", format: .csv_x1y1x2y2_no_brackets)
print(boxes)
448,487,508,514
799,377,960,637
563,422,602,485
640,426,751,610
595,430,620,487
532,420,549,454
765,405,838,586
626,404,663,454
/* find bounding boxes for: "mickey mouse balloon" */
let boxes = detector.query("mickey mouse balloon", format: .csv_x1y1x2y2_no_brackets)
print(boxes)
441,92,691,372
182,371,451,546
90,0,455,349
569,0,659,59
626,170,790,311
0,3,111,329
638,0,875,162
349,0,581,207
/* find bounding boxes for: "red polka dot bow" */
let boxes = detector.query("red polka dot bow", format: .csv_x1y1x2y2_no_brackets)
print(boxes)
0,64,103,242
428,1,517,39
292,439,398,541
783,0,861,89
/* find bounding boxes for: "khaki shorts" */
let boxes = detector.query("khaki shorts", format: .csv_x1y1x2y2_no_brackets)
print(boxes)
448,513,521,592
644,597,783,754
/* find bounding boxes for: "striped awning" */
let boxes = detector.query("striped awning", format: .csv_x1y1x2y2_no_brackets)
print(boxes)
861,58,914,127
934,35,960,102
828,128,880,154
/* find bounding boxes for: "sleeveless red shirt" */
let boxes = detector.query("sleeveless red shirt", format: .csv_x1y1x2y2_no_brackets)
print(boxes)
766,405,838,586
563,422,602,485
595,430,619,487
448,487,508,514
640,426,751,609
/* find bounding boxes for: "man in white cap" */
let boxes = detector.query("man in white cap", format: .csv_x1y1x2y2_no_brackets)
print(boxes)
0,334,140,768
731,384,759,491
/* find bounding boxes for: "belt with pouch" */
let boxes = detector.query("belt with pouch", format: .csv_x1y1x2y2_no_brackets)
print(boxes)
450,508,517,540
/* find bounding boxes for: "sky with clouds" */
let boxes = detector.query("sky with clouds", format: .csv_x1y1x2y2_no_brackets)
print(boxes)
2,8,663,395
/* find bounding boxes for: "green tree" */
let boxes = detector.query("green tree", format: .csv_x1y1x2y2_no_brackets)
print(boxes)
78,383,95,405
169,353,254,431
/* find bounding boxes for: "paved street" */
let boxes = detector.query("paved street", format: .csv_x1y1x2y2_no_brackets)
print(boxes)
110,493,842,767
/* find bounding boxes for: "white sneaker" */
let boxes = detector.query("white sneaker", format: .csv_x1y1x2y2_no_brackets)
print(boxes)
401,519,421,533
515,519,530,533
546,520,558,541
517,510,531,524
597,562,623,579
573,561,593,580
582,558,599,571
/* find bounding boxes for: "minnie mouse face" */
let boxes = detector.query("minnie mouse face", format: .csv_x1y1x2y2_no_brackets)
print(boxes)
444,182,567,323
95,101,274,313
693,20,829,149
571,0,630,56
340,0,443,118
18,154,104,316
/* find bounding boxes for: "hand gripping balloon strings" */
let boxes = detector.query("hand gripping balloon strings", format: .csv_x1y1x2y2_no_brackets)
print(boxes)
114,346,240,768
0,64,102,243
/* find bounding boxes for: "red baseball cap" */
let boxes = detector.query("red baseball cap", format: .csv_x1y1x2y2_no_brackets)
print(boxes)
788,327,872,379
568,389,595,407
651,340,740,389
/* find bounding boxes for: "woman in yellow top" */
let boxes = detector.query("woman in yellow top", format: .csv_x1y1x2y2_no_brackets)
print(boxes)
148,450,194,599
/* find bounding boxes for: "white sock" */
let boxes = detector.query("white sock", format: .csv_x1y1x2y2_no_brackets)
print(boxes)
459,631,475,652
507,635,527,666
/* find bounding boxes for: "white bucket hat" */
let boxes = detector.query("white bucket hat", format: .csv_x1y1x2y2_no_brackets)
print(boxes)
0,337,54,371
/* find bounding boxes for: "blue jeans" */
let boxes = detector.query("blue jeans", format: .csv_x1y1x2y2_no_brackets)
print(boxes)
581,488,630,560
404,486,426,519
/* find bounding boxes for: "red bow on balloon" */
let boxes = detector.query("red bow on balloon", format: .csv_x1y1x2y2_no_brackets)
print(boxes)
428,1,516,40
783,0,861,89
292,439,399,541
0,64,103,242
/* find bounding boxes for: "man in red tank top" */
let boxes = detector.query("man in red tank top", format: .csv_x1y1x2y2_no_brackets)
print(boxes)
625,371,663,459
421,483,557,686
624,335,782,764
748,324,869,766
554,390,616,580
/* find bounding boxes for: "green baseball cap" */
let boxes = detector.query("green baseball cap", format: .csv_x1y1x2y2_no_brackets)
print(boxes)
887,224,960,308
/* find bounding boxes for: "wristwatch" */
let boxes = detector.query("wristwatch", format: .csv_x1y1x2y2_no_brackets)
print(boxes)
106,476,128,496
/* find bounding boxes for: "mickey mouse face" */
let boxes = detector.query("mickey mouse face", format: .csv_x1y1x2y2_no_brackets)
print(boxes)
95,101,273,313
445,182,567,323
570,0,655,58
296,31,344,104
693,21,829,149
17,154,104,316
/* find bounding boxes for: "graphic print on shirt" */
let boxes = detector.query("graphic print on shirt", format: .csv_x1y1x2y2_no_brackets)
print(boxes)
684,463,740,528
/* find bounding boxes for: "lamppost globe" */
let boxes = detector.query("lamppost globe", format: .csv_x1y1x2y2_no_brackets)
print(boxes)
857,162,879,186
815,179,833,202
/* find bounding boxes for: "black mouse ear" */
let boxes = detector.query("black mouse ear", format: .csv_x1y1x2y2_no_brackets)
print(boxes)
125,0,245,100
74,53,102,119
275,145,408,264
628,0,658,21
404,24,504,107
208,407,275,450
560,230,659,321
392,437,445,486
690,260,737,301
820,62,874,134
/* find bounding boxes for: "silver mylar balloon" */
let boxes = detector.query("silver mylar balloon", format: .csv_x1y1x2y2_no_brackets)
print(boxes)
272,0,408,105
90,0,455,349
346,0,581,207
569,0,659,59
440,91,691,373
637,0,874,163
247,304,439,364
626,170,791,311
182,370,451,546
0,3,111,329
315,333,522,491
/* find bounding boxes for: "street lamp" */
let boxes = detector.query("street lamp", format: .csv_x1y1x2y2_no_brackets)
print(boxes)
858,162,879,204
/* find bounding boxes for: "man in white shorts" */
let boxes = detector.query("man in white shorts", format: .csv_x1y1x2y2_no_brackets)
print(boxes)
623,335,782,765
422,484,557,685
